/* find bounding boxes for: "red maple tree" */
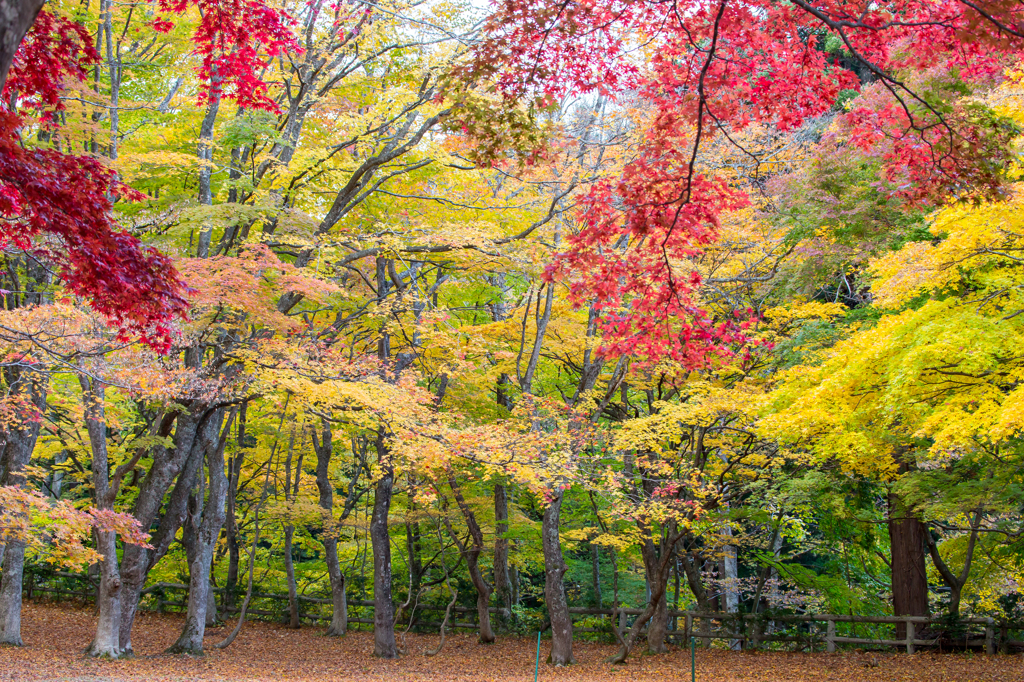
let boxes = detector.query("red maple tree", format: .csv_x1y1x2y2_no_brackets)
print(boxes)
469,0,1024,365
0,1,299,349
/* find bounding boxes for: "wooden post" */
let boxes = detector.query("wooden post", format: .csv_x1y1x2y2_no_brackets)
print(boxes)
826,618,836,653
985,618,995,656
905,619,914,654
684,613,692,644
750,617,761,651
619,609,627,636
1000,624,1009,655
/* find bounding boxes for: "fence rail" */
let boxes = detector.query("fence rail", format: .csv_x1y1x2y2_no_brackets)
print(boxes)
20,566,1024,654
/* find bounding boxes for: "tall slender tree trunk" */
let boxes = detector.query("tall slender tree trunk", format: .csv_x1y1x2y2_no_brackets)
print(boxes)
225,402,247,607
284,525,300,628
281,426,302,630
370,435,396,658
542,490,573,665
591,543,602,608
168,410,229,655
721,525,741,650
0,369,45,646
313,419,349,636
678,548,712,644
444,469,494,644
493,484,512,619
79,376,125,658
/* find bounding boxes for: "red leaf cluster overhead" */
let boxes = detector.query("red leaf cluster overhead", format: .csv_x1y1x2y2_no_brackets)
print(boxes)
155,0,298,111
0,112,188,351
474,0,1024,365
2,10,97,120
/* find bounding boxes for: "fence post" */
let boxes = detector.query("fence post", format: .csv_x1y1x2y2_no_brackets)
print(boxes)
749,616,760,651
684,613,692,643
1000,624,1009,655
618,609,627,636
985,618,995,656
826,618,836,653
905,619,914,654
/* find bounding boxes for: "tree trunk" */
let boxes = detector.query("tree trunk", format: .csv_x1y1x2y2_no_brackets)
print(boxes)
370,436,397,658
591,543,602,608
313,418,349,636
647,588,669,654
86,530,123,658
493,484,512,618
722,526,740,650
926,512,982,620
888,491,929,639
679,548,712,644
206,583,218,627
542,490,573,665
324,542,348,636
614,536,675,660
444,469,494,644
225,401,246,607
0,368,45,646
405,516,422,602
0,0,45,93
284,525,300,628
168,409,228,655
118,396,206,654
0,541,25,646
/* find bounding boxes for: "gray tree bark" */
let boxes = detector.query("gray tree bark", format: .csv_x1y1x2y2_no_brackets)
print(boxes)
0,368,46,646
0,0,45,93
493,484,512,618
168,409,229,654
79,377,124,659
542,490,573,665
370,435,396,658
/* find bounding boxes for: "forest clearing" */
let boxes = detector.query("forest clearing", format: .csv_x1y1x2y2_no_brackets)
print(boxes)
2,602,1023,682
5,0,1024,678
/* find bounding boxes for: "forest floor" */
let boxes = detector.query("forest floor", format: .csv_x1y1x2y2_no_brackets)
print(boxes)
1,601,1022,682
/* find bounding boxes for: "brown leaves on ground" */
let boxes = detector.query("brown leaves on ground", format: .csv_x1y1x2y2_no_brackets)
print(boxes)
2,602,1022,682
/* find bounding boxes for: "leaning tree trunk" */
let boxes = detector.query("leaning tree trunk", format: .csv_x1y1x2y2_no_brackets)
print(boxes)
542,490,573,665
168,410,228,655
888,491,929,639
370,436,397,658
118,398,206,653
445,468,494,644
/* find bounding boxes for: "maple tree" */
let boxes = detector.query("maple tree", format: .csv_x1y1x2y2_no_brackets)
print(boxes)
5,0,1024,670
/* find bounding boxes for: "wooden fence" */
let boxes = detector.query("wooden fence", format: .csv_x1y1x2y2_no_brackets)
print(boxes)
20,566,1024,654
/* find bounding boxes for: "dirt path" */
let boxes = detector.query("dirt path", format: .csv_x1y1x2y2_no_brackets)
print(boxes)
0,602,1021,681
